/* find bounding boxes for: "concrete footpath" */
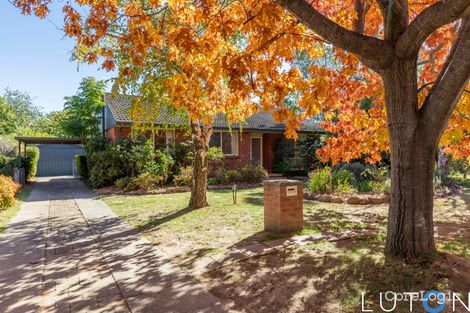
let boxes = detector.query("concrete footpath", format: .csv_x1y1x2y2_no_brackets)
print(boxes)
0,177,228,313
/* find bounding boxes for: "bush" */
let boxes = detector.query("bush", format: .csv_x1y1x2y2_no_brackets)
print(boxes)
23,147,39,180
357,180,373,193
174,166,193,187
370,180,391,194
133,173,163,190
208,177,221,185
238,165,267,184
0,175,20,209
75,155,88,179
114,177,132,190
89,146,126,188
208,147,224,162
220,168,241,185
307,167,333,193
0,155,16,177
332,168,355,187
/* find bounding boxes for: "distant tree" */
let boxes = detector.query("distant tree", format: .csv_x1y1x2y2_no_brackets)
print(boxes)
0,98,17,135
32,111,68,137
62,77,106,138
3,89,43,129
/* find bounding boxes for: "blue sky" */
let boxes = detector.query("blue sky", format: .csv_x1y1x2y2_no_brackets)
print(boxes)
0,2,114,113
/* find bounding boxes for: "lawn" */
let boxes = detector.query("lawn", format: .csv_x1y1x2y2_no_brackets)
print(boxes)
0,185,32,233
103,188,470,313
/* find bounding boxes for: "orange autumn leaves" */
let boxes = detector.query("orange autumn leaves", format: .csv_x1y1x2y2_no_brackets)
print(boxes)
14,0,469,164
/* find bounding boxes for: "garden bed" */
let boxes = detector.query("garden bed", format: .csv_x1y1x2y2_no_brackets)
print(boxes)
304,192,390,205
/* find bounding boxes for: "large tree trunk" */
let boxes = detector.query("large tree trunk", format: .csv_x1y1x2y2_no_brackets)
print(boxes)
188,122,212,209
382,59,438,259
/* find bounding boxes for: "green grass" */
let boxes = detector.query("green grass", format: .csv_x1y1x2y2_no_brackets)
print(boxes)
104,186,470,312
0,185,32,233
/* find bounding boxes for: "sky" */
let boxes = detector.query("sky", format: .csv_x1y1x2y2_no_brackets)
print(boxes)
0,2,115,113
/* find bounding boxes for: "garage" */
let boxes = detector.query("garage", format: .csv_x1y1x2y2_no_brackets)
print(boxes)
15,137,85,177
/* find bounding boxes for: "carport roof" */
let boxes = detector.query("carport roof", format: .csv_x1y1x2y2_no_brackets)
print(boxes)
15,136,83,145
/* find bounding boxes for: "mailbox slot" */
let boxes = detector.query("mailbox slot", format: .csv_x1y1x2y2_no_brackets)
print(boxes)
286,186,298,197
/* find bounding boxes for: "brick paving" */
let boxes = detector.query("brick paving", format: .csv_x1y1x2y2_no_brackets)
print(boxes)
0,177,228,313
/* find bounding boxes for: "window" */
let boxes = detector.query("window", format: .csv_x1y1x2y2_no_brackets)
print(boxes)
166,130,175,152
209,131,238,155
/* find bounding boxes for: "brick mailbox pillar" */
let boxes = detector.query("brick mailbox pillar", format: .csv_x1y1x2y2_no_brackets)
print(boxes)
263,180,303,233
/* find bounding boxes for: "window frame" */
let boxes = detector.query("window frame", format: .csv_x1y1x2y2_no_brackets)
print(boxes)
210,131,239,156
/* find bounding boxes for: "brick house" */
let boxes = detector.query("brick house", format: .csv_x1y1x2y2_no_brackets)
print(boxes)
102,93,323,173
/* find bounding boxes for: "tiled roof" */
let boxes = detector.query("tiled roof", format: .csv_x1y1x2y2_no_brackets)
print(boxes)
104,93,322,132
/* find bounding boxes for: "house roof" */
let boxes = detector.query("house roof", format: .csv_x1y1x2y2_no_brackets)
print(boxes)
104,93,322,133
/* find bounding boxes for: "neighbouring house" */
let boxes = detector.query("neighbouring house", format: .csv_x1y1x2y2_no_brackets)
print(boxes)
102,93,323,173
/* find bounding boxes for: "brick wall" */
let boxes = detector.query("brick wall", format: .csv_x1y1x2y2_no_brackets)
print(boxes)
264,180,303,233
105,126,279,173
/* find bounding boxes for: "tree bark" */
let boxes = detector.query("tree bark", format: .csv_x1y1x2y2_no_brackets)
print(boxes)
188,122,212,209
381,59,438,258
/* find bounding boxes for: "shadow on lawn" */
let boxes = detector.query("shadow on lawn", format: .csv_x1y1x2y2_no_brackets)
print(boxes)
137,206,194,232
205,238,470,313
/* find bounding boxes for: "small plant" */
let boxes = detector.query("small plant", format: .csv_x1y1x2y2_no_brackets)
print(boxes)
220,168,241,185
332,168,355,187
174,166,193,187
370,180,391,194
207,146,224,162
133,173,163,190
307,167,333,193
357,180,373,193
335,178,355,193
208,177,221,185
115,177,132,189
0,175,20,209
238,165,268,184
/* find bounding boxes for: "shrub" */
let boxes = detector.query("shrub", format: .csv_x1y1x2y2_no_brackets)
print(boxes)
208,147,224,162
357,180,373,193
335,179,355,193
174,166,193,187
370,180,391,194
89,147,126,188
238,165,267,183
332,168,356,187
208,177,221,185
0,155,16,177
115,177,132,190
133,173,163,190
220,168,241,185
307,167,333,193
174,141,193,167
0,175,20,209
23,147,39,180
75,155,88,179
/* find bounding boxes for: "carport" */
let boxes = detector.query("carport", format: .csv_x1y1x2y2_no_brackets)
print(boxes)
15,137,85,177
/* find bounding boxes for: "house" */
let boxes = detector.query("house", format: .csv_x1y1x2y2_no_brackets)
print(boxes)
102,93,323,173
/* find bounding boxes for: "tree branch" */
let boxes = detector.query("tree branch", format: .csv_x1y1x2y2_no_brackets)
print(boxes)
396,0,470,57
421,17,470,139
276,0,393,70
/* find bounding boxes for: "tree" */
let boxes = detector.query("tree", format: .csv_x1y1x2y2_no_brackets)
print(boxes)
0,98,17,135
31,111,68,137
62,77,106,139
14,0,470,258
275,0,470,259
3,88,43,131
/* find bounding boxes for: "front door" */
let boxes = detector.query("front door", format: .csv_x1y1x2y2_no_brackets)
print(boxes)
251,137,262,166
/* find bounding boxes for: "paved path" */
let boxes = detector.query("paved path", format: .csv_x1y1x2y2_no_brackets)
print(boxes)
0,177,228,313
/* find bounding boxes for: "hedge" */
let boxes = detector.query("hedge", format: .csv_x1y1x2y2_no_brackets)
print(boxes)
0,175,20,209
